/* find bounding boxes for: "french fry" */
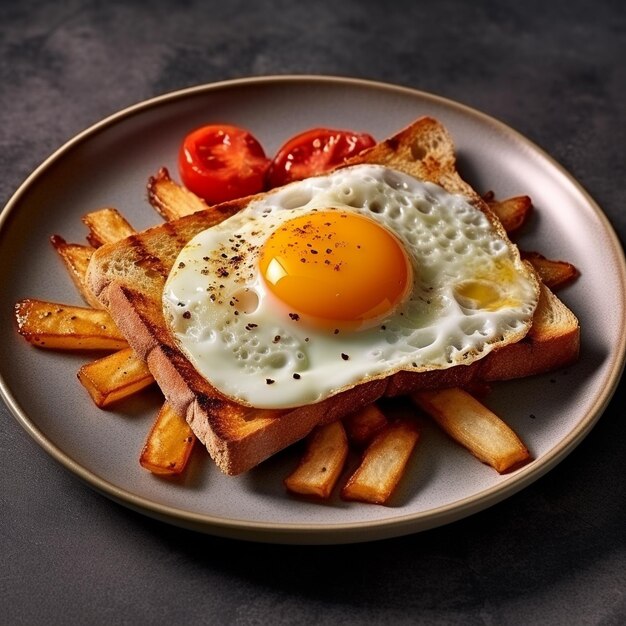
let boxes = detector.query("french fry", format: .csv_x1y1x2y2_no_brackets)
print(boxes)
77,347,154,408
343,403,388,448
484,192,532,234
284,421,349,499
148,167,208,221
521,251,579,290
341,418,419,505
49,236,101,308
140,402,196,475
82,207,135,247
14,299,127,350
412,388,530,473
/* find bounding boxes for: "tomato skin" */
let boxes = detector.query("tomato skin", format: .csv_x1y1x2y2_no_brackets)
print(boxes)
178,124,270,204
267,128,376,188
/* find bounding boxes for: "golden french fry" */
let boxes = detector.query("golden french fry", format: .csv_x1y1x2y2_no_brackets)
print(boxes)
50,236,101,308
341,418,419,505
82,207,135,246
14,299,127,350
484,193,532,234
284,421,349,499
140,402,196,475
148,167,208,221
343,403,388,448
412,388,530,473
77,347,154,408
521,251,579,290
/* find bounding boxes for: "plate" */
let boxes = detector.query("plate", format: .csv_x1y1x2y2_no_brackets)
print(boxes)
1,76,625,544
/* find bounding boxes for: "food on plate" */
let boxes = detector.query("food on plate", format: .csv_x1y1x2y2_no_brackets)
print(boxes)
162,164,538,410
266,127,376,188
521,251,579,290
343,403,389,448
50,236,100,308
14,115,580,503
82,207,136,247
14,299,127,350
412,388,530,472
176,124,377,206
148,167,209,221
85,116,580,481
77,346,154,408
140,402,196,475
482,191,532,235
284,421,349,498
341,417,420,504
178,124,271,204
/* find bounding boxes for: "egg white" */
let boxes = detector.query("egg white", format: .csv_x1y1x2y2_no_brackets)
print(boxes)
163,165,539,409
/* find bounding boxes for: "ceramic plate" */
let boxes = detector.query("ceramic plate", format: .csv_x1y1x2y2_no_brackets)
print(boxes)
1,76,624,544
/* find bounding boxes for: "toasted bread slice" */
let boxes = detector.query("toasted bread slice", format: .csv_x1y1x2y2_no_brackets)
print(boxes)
87,117,579,475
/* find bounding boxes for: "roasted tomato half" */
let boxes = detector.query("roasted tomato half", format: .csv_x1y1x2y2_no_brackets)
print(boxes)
267,128,376,188
178,124,271,204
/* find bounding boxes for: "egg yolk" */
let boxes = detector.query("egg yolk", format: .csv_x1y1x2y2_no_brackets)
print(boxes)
454,261,522,311
259,210,413,330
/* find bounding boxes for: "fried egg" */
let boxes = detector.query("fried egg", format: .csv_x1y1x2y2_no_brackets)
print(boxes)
163,165,539,409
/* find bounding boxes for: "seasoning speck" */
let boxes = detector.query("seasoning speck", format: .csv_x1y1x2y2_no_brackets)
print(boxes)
341,353,349,361
182,311,191,319
266,378,275,385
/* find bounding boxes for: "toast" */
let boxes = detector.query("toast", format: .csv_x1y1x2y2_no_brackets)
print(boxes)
87,117,580,475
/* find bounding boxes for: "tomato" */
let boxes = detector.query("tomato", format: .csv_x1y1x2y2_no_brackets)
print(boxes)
178,125,271,204
267,128,376,188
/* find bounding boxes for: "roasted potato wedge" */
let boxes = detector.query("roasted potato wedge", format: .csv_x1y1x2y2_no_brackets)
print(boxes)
148,167,209,221
284,421,349,499
78,347,154,408
484,192,532,234
82,207,135,247
341,418,419,505
343,403,388,448
522,251,579,290
50,236,100,308
412,388,530,473
15,299,127,350
140,402,196,475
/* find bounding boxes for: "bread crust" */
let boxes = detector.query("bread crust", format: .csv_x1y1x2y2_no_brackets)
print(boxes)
88,116,580,475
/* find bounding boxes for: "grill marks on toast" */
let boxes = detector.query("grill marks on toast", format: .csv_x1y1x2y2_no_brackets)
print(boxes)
125,220,206,281
125,232,170,281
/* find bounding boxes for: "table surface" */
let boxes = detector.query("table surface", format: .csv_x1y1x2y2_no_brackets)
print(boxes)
2,1,624,624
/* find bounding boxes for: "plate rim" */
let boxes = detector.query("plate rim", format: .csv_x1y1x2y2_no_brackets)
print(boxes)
2,74,625,544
